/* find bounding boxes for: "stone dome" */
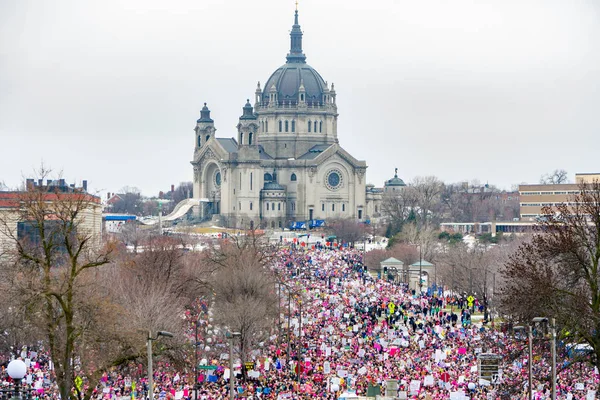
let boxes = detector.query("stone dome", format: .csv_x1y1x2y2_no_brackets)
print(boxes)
262,10,328,106
385,169,406,187
263,64,327,105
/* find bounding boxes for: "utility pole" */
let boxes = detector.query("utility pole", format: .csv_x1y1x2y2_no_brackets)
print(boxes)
551,318,557,400
419,245,423,295
147,331,154,400
194,322,199,400
528,325,533,400
297,297,302,384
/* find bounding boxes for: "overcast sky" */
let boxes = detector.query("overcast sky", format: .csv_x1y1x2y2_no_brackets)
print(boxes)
1,0,599,196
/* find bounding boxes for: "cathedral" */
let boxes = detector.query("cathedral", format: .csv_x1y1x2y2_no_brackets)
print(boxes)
191,9,382,229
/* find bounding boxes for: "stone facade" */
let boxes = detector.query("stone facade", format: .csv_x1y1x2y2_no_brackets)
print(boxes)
191,10,381,229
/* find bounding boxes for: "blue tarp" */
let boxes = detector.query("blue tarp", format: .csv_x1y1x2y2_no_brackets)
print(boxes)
103,215,137,221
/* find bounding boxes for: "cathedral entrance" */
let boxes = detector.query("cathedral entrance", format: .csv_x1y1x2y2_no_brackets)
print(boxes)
203,162,222,220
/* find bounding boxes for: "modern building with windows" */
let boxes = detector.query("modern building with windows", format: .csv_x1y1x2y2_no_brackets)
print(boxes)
518,173,599,220
191,9,382,229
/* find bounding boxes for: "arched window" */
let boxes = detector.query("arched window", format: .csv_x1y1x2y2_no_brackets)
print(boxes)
285,120,289,132
290,173,297,182
197,136,201,147
206,135,210,143
261,121,264,132
248,132,253,145
291,120,295,132
314,121,317,132
308,120,312,132
300,94,304,102
272,202,275,211
240,133,244,145
267,203,270,211
279,121,282,132
265,121,268,132
319,121,323,132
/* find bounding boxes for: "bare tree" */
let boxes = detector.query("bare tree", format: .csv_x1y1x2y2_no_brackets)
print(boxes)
327,218,370,246
411,176,444,226
204,234,278,376
499,180,600,376
0,168,111,400
539,169,569,184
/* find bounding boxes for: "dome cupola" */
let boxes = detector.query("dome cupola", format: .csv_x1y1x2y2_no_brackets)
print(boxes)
262,10,328,107
385,168,407,187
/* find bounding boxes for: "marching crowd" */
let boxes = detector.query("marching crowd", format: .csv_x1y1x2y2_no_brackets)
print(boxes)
2,245,599,399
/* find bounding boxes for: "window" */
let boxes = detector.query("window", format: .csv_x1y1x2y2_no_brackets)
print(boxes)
250,202,253,210
332,204,335,211
267,203,270,211
239,202,241,210
197,136,201,147
322,204,325,211
271,221,275,228
240,133,244,145
314,121,317,132
300,94,304,102
249,132,253,145
279,221,282,228
291,120,295,132
265,121,268,132
374,205,377,213
206,135,210,143
343,204,346,212
319,121,322,132
308,120,312,132
261,121,264,132
239,173,242,190
285,121,289,132
278,203,281,211
272,202,275,211
291,173,297,182
250,173,253,191
358,209,363,219
279,121,282,132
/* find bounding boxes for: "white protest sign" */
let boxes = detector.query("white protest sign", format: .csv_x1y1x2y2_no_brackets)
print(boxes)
424,375,434,386
358,349,366,358
357,366,367,375
323,361,331,374
587,390,596,400
175,391,184,400
575,383,585,391
409,380,421,395
450,391,466,400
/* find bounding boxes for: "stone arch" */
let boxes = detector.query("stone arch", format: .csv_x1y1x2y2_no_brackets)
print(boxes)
202,161,222,216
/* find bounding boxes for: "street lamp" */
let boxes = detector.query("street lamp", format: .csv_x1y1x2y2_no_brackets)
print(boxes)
147,330,174,400
226,331,241,400
531,317,557,400
1,359,28,399
514,325,533,400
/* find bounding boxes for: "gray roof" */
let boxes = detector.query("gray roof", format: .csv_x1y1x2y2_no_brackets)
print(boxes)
258,145,273,160
297,144,332,160
381,257,404,265
410,260,434,267
217,138,238,153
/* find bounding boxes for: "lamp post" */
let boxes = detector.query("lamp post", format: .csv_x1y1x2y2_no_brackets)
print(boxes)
531,317,556,400
514,325,533,400
418,245,423,295
226,331,242,400
3,359,28,399
147,330,174,400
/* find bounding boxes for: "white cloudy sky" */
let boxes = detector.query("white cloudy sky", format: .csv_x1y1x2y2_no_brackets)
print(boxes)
1,0,599,196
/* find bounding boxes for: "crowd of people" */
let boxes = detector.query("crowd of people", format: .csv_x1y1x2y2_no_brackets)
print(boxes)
2,245,599,399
